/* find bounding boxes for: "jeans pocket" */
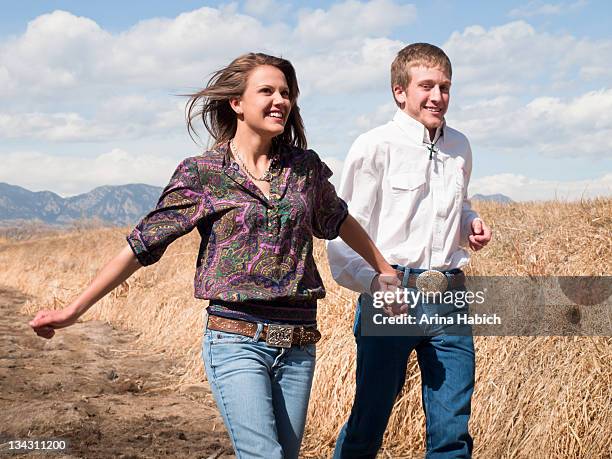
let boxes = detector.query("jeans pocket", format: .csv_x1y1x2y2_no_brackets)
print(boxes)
208,330,256,344
204,331,257,370
303,344,316,358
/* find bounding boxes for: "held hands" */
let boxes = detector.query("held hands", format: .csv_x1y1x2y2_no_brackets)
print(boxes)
468,218,492,251
29,307,78,339
370,271,408,317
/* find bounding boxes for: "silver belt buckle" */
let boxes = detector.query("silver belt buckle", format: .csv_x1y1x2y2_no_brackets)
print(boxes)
416,270,449,294
266,324,294,348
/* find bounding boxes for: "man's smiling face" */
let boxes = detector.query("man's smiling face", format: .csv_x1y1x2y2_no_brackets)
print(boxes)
394,65,451,132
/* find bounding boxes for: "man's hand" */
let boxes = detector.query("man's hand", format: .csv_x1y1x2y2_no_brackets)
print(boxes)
468,218,492,251
29,307,78,339
370,272,408,316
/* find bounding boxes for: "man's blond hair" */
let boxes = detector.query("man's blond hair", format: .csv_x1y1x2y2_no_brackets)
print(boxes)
391,43,452,92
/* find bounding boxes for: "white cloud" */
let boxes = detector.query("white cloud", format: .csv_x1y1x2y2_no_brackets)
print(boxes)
452,88,612,157
0,150,179,196
295,0,416,44
354,102,396,131
296,37,404,93
0,112,110,142
470,172,612,201
0,98,184,141
444,21,612,99
508,0,587,18
0,8,283,102
0,11,110,97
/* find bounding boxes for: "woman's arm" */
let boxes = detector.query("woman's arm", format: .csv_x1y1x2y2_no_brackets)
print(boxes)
338,214,397,278
338,214,406,315
29,244,142,339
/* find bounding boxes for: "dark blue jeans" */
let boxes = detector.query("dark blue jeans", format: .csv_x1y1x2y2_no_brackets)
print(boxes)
333,295,475,459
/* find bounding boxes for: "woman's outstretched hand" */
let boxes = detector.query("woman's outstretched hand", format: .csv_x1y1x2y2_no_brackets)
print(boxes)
28,244,143,340
29,307,78,339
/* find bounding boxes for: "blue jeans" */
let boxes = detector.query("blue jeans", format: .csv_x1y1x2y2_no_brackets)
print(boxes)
202,324,316,459
334,295,475,459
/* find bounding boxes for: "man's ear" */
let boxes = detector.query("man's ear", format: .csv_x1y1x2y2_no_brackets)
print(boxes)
229,97,243,115
393,85,407,107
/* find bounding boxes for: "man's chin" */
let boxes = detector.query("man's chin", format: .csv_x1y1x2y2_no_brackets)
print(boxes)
424,120,443,131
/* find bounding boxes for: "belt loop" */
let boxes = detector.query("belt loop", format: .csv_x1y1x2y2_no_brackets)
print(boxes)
400,265,410,288
203,309,209,333
253,322,264,341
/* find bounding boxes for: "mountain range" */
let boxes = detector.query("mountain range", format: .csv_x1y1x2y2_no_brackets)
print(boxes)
0,182,163,226
471,193,514,204
0,182,513,226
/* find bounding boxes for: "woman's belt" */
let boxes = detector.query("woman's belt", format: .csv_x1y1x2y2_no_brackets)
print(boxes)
207,314,321,348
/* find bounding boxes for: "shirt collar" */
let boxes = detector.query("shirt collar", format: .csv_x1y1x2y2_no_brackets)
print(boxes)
392,109,445,144
217,140,291,205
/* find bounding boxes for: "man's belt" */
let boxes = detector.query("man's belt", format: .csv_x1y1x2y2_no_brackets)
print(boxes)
403,269,465,294
207,315,321,348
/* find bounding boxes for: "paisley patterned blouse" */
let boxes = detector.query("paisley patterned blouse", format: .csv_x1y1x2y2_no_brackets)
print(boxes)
126,142,348,325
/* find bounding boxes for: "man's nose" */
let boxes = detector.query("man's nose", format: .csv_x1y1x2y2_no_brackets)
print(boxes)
430,85,441,102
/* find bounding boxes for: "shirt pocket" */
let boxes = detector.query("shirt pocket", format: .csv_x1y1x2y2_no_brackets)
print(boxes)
387,173,427,220
389,173,426,193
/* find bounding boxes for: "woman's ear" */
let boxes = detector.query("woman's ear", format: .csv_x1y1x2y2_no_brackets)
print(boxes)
229,97,243,115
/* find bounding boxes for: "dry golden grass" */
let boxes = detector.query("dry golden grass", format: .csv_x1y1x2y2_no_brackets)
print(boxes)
1,199,611,458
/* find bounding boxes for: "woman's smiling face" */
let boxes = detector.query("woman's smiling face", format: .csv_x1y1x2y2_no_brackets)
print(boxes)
231,65,292,140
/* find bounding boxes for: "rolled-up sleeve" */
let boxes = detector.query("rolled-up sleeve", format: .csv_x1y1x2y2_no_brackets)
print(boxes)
127,157,212,266
309,150,349,240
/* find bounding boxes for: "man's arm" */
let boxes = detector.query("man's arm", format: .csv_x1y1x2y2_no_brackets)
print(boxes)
460,140,492,250
327,135,384,294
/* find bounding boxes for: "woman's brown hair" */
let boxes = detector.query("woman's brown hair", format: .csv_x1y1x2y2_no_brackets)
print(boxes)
186,53,307,149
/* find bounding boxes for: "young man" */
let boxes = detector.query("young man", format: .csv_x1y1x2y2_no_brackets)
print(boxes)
327,43,492,458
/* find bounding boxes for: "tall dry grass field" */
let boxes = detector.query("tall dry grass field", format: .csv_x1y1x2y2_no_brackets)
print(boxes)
1,199,611,458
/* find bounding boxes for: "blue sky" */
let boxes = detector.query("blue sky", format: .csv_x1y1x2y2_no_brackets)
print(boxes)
1,0,611,200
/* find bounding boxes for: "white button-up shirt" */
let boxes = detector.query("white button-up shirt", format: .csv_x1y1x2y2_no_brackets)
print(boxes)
327,109,479,294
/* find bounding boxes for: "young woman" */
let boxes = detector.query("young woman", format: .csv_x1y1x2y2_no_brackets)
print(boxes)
29,53,399,459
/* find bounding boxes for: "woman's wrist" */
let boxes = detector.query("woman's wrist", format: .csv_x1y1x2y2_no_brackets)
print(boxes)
65,302,85,320
379,264,398,277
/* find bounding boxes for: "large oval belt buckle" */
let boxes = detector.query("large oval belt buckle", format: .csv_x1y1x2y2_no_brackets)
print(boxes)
266,324,294,348
416,270,448,294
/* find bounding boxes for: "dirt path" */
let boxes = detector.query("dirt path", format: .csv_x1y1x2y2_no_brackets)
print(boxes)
0,286,233,458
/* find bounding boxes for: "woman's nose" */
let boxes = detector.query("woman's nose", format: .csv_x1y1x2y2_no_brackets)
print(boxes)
272,91,285,105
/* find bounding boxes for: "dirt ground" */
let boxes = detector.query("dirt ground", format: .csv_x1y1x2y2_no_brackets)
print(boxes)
0,286,234,458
